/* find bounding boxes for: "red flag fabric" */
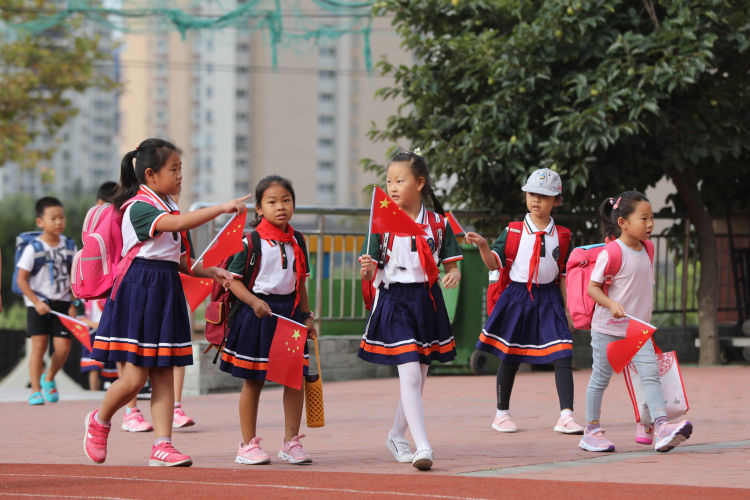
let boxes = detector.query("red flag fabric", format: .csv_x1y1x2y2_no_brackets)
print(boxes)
446,211,465,235
607,316,657,373
266,315,307,390
370,186,423,236
51,311,92,351
180,273,213,312
201,210,247,269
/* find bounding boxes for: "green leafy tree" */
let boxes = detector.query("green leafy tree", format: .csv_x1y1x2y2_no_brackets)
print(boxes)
0,0,118,167
367,0,750,364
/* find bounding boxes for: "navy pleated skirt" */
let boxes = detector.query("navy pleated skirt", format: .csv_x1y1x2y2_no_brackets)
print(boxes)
219,292,309,381
358,282,456,365
476,281,572,364
81,330,118,380
92,258,193,367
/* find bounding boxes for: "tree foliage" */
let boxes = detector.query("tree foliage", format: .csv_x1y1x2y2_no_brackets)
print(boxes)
367,0,750,363
0,0,119,168
367,0,749,212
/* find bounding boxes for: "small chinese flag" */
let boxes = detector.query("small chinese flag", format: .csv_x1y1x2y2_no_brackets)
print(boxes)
607,316,657,373
180,273,213,312
202,210,247,268
266,315,307,390
369,186,423,236
51,311,92,351
446,211,465,235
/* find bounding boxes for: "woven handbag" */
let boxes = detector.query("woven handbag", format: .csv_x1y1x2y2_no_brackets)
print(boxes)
304,336,325,428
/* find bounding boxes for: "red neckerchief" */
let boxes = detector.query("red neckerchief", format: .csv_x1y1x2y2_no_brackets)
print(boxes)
527,230,547,301
136,186,192,273
255,218,306,314
392,209,439,309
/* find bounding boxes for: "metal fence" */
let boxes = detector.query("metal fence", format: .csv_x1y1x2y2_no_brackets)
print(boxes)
189,203,747,333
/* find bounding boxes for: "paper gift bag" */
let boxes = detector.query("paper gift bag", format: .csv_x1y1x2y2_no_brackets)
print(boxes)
623,348,689,423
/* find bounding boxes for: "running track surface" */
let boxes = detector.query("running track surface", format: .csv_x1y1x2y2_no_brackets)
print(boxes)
0,464,746,499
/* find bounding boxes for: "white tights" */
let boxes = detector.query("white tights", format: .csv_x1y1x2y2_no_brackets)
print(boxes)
390,362,430,451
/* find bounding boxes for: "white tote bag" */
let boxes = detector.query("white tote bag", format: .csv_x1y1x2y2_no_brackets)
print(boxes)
623,347,689,423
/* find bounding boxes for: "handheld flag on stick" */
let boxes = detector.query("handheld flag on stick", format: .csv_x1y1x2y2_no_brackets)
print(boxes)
266,313,308,390
607,315,657,373
193,209,247,270
49,311,92,351
446,211,465,235
180,273,213,312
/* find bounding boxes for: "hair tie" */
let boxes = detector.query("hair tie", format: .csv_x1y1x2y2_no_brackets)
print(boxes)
412,147,422,156
613,197,621,210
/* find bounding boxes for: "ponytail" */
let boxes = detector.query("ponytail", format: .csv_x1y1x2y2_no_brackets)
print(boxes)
598,190,650,240
112,138,181,210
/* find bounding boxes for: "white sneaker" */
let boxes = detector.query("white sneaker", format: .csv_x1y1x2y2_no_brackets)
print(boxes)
386,432,413,463
412,448,433,471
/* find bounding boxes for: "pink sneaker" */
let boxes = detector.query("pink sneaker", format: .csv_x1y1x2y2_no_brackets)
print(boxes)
83,410,111,464
554,414,584,434
654,419,692,452
635,422,654,445
172,405,195,428
578,426,615,452
122,408,154,432
236,437,271,465
149,441,193,467
278,434,312,464
491,414,517,433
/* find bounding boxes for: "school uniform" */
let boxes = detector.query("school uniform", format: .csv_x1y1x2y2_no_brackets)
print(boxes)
476,214,572,364
358,206,463,365
219,233,311,381
92,186,194,367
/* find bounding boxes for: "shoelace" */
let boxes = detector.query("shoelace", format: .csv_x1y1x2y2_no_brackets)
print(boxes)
393,439,411,455
174,408,186,418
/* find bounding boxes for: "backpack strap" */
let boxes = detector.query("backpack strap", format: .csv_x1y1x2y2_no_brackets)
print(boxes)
499,221,523,289
555,226,572,279
603,240,623,286
425,210,445,256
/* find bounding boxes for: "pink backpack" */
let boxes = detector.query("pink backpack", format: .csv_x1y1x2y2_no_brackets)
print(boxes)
71,195,156,300
565,239,654,330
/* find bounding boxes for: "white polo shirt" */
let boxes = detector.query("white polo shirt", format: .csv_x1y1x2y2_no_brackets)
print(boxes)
227,234,310,296
121,186,192,263
364,205,463,286
491,214,567,285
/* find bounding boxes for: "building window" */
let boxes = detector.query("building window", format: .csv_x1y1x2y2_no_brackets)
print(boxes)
318,115,334,125
236,136,248,152
319,70,336,79
319,93,334,102
318,161,334,170
319,47,336,58
318,138,334,147
318,184,335,194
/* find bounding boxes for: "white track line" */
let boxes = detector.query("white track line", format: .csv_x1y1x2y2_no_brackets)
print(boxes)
0,494,131,500
0,473,490,500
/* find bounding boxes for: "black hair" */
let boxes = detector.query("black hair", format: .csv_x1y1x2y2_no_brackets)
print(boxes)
252,175,296,226
598,190,650,240
113,138,181,209
388,150,445,215
96,181,118,203
35,196,63,218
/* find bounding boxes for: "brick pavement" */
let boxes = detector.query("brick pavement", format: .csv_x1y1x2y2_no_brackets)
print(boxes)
1,365,748,490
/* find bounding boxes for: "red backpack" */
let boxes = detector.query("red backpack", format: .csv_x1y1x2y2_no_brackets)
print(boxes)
486,221,571,315
204,230,307,360
361,211,446,311
565,239,655,330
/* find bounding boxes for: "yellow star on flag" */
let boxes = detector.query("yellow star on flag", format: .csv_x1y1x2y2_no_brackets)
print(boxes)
379,199,390,209
292,329,301,341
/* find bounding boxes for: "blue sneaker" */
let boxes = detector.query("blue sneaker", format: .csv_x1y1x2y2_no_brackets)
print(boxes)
40,373,59,403
29,392,44,405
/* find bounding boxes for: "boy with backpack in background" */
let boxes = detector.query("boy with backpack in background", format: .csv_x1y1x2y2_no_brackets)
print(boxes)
14,196,77,405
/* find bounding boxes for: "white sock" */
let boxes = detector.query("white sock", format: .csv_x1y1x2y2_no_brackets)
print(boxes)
561,409,573,418
155,437,171,446
94,411,110,426
396,362,431,451
496,409,510,419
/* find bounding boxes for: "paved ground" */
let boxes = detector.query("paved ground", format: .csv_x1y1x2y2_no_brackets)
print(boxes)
1,362,749,493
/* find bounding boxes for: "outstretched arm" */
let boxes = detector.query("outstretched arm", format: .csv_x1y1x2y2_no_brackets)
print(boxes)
155,194,252,233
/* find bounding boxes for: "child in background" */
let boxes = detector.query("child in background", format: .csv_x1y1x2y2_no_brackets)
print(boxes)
219,175,315,465
580,191,692,453
16,197,77,405
79,299,119,390
465,169,583,435
83,138,249,466
359,150,462,471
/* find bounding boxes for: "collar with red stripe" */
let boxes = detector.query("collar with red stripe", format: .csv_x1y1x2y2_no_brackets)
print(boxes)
137,185,177,212
523,214,556,236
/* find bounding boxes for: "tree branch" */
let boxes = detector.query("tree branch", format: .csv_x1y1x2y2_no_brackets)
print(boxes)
642,0,660,30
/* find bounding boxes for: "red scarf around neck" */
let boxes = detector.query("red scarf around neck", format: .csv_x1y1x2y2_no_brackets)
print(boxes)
255,218,306,313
